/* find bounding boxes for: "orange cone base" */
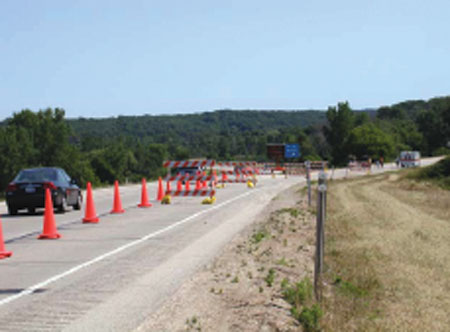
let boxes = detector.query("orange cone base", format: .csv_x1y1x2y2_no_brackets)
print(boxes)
83,217,99,223
138,202,152,208
110,209,125,214
0,251,12,259
38,233,61,240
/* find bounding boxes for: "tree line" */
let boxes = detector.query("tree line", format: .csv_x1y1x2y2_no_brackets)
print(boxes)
0,96,448,190
325,97,449,166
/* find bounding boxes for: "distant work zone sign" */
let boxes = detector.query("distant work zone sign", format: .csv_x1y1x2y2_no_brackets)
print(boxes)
266,143,301,161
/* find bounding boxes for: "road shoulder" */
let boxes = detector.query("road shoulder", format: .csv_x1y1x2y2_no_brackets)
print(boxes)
135,182,316,332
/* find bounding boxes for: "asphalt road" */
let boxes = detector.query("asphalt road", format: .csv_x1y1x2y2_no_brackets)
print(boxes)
0,158,441,331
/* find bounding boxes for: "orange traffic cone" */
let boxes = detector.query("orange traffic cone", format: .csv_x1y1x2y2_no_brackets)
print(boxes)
177,180,182,191
213,170,218,185
195,179,201,190
138,178,152,208
83,182,99,223
0,218,12,259
202,180,207,188
166,181,171,195
157,177,164,201
38,188,61,239
111,180,125,214
185,180,190,191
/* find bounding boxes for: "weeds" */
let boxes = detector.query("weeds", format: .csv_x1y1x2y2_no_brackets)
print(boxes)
282,277,313,307
264,268,276,287
295,304,323,332
251,228,270,244
185,315,202,331
277,207,300,218
282,277,322,331
276,257,288,266
334,276,368,297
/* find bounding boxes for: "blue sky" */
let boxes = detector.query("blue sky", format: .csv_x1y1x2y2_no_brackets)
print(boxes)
1,0,449,119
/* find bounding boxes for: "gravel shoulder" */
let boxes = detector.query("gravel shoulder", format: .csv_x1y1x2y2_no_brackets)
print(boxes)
135,183,316,332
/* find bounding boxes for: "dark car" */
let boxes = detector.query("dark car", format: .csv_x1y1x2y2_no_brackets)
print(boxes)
172,166,203,183
5,167,82,215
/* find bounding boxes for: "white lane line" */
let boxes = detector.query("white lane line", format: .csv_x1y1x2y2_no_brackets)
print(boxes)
0,189,259,307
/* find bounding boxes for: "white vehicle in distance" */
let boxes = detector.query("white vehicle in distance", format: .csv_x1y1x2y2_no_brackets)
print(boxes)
399,151,421,168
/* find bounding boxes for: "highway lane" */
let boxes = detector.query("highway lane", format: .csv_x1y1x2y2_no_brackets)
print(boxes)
1,182,161,242
0,176,303,331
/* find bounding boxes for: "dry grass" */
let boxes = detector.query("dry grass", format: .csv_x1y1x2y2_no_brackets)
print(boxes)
321,173,450,331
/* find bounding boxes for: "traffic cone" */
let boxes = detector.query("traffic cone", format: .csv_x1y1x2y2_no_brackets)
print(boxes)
157,177,164,201
0,218,12,259
138,178,152,208
213,170,218,185
111,180,125,214
177,180,182,191
195,179,201,190
221,172,226,183
83,182,99,223
185,180,190,191
167,180,172,193
38,188,61,239
202,180,207,188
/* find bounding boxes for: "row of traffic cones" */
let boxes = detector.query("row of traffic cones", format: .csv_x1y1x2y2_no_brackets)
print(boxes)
1,175,222,259
0,178,155,259
156,177,211,198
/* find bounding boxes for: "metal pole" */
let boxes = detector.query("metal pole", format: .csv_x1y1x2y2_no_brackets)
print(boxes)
315,172,327,301
306,161,311,207
315,184,326,301
318,171,327,222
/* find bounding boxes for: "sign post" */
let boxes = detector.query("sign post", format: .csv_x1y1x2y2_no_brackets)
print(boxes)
315,171,327,301
306,160,311,206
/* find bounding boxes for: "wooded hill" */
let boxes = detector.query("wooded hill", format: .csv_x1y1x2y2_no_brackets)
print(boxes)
67,110,328,159
0,96,448,189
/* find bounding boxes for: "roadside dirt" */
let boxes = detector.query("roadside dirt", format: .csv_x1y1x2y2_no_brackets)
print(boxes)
135,183,316,332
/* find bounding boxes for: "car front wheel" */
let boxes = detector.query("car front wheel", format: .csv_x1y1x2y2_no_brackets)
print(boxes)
73,194,82,210
57,196,68,213
8,205,18,215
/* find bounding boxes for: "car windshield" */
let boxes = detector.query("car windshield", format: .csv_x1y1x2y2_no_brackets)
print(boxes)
174,167,199,174
14,169,58,182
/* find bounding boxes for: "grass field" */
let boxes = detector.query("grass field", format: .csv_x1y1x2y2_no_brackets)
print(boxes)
321,171,450,331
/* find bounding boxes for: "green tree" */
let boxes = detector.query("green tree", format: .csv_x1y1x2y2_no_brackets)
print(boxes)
323,102,355,166
0,108,97,188
348,123,395,159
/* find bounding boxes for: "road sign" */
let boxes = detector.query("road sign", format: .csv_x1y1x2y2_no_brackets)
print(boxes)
285,144,300,158
266,144,285,160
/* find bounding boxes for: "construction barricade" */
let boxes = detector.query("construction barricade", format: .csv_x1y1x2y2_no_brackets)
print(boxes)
163,160,217,203
348,161,371,172
215,161,258,185
285,162,306,176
